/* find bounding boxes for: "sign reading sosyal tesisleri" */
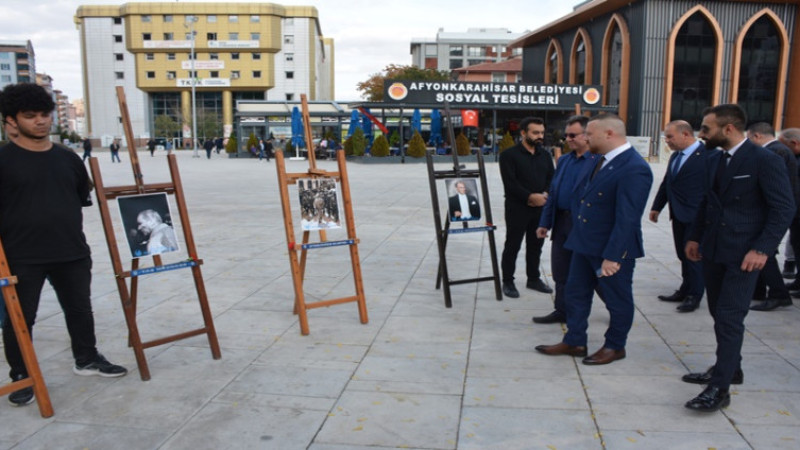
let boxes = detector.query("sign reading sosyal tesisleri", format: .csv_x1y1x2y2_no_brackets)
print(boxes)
383,79,603,108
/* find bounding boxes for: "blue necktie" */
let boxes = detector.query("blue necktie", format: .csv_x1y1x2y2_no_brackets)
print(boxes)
672,151,684,177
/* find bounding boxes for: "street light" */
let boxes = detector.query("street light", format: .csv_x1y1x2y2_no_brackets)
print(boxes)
185,16,199,158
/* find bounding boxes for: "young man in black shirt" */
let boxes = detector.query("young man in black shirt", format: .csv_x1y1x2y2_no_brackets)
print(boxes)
499,117,555,298
0,83,127,407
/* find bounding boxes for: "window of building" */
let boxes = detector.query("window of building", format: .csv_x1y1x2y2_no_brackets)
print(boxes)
167,53,176,60
151,93,181,132
449,45,463,57
252,53,261,60
467,45,488,57
186,15,198,23
0,63,10,70
286,71,294,79
188,70,197,78
229,32,238,41
284,35,294,44
251,32,260,41
142,33,151,41
286,93,294,101
250,15,260,23
228,15,238,23
285,53,294,62
207,15,217,23
1,75,11,82
185,32,193,40
285,18,294,25
141,15,151,23
167,71,176,80
737,15,782,124
210,71,219,78
231,70,240,79
491,72,505,83
145,53,154,61
187,53,195,60
163,15,173,23
253,70,262,78
115,72,124,79
207,32,217,41
146,71,155,79
113,17,122,25
163,32,174,41
546,40,561,83
670,12,716,128
115,53,124,61
574,37,587,85
449,59,463,69
210,53,219,60
114,35,123,43
231,53,240,60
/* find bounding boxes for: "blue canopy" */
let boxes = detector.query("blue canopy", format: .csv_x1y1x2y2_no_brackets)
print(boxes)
411,109,422,134
291,106,305,148
429,109,443,146
347,110,359,138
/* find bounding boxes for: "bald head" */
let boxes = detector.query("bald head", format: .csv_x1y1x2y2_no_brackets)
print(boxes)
585,114,627,154
780,128,800,155
664,120,696,151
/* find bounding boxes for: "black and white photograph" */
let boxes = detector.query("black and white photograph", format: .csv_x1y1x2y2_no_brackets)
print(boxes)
298,178,342,231
445,178,481,222
117,193,180,258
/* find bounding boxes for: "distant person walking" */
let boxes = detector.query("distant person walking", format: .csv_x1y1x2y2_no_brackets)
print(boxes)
82,137,92,161
109,138,121,163
203,138,214,159
147,138,156,157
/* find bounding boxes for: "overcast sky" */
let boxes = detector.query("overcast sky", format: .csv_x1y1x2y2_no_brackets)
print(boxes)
0,0,579,102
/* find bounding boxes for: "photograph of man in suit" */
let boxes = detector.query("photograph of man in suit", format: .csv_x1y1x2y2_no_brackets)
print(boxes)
447,179,481,222
649,120,713,312
683,104,794,412
535,114,653,366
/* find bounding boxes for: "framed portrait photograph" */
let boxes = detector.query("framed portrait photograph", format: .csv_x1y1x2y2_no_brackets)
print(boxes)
117,192,180,258
445,178,481,222
297,177,342,231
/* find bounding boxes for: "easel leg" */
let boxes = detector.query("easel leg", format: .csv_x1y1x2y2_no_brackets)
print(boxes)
117,278,151,380
191,265,221,359
337,150,368,323
435,219,451,290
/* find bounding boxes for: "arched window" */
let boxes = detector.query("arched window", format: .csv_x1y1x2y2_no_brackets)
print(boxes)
571,28,592,84
671,12,718,128
545,39,563,83
732,10,788,127
601,14,630,121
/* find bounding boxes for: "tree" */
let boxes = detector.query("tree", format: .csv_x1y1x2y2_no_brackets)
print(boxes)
498,132,516,153
154,114,181,140
357,64,450,101
388,130,400,147
406,130,427,158
456,132,471,156
351,128,366,156
225,134,237,153
246,132,258,154
371,134,390,157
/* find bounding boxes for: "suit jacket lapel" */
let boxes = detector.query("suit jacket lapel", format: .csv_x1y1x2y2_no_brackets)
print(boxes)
719,144,750,195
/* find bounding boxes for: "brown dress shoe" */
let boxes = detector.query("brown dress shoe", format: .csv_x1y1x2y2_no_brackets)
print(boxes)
582,347,626,365
535,342,587,357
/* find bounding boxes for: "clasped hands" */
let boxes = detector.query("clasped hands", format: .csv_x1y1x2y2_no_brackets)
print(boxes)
528,192,548,207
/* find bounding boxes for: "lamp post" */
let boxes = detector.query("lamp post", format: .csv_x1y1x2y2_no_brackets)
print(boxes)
185,16,199,157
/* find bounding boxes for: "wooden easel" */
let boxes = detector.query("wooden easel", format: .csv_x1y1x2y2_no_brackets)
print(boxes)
88,86,221,380
275,94,367,335
427,102,502,307
0,237,53,417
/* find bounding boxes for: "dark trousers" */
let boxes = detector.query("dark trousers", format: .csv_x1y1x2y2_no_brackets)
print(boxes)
111,151,120,163
563,252,635,350
703,260,758,390
672,219,704,297
501,205,544,283
754,252,790,299
788,216,800,284
2,257,98,378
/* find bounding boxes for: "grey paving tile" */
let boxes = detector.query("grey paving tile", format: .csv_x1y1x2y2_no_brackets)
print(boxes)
11,423,169,450
464,376,589,410
601,430,750,449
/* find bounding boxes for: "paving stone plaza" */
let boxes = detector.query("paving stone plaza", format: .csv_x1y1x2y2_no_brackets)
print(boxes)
1,150,799,449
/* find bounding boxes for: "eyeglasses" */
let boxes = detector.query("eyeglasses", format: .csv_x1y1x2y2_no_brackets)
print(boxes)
564,133,584,139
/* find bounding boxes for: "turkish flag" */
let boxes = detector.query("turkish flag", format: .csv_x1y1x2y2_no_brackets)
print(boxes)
461,109,478,127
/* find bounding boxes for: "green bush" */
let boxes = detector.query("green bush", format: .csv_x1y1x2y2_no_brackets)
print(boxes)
371,134,390,157
344,136,354,156
498,132,515,153
225,135,237,153
456,132,471,156
406,130,427,158
246,133,258,153
389,130,400,147
351,128,366,156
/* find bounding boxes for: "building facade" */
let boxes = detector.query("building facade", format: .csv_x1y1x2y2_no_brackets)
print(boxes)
410,28,523,71
511,0,800,155
75,2,333,145
0,40,35,89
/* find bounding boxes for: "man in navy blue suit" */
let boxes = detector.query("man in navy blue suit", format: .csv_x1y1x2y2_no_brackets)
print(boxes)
650,120,713,312
534,115,601,324
536,114,653,365
684,104,794,412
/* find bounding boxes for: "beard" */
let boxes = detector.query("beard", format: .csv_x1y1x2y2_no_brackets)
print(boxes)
525,137,543,148
702,132,727,150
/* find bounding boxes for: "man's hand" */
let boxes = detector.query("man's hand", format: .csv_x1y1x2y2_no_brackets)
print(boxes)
536,227,549,239
649,210,659,223
454,211,462,218
527,193,547,207
685,241,702,262
600,259,621,277
741,250,768,272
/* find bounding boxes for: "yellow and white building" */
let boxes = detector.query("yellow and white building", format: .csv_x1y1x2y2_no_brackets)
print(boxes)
74,2,333,145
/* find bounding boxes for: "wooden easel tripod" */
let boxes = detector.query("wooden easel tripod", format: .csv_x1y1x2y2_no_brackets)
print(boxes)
88,87,221,380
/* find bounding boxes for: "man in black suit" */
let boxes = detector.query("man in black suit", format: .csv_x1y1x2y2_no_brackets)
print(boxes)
684,104,794,412
650,120,713,312
746,122,797,311
780,128,800,290
448,180,481,221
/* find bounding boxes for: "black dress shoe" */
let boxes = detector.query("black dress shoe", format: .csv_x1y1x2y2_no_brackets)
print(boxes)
657,290,686,302
750,297,792,311
786,280,800,291
685,385,730,412
532,310,566,324
681,366,743,385
502,282,520,298
782,261,796,279
526,278,553,294
676,296,701,312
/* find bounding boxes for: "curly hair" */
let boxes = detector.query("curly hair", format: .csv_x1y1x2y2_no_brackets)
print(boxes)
0,83,55,120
